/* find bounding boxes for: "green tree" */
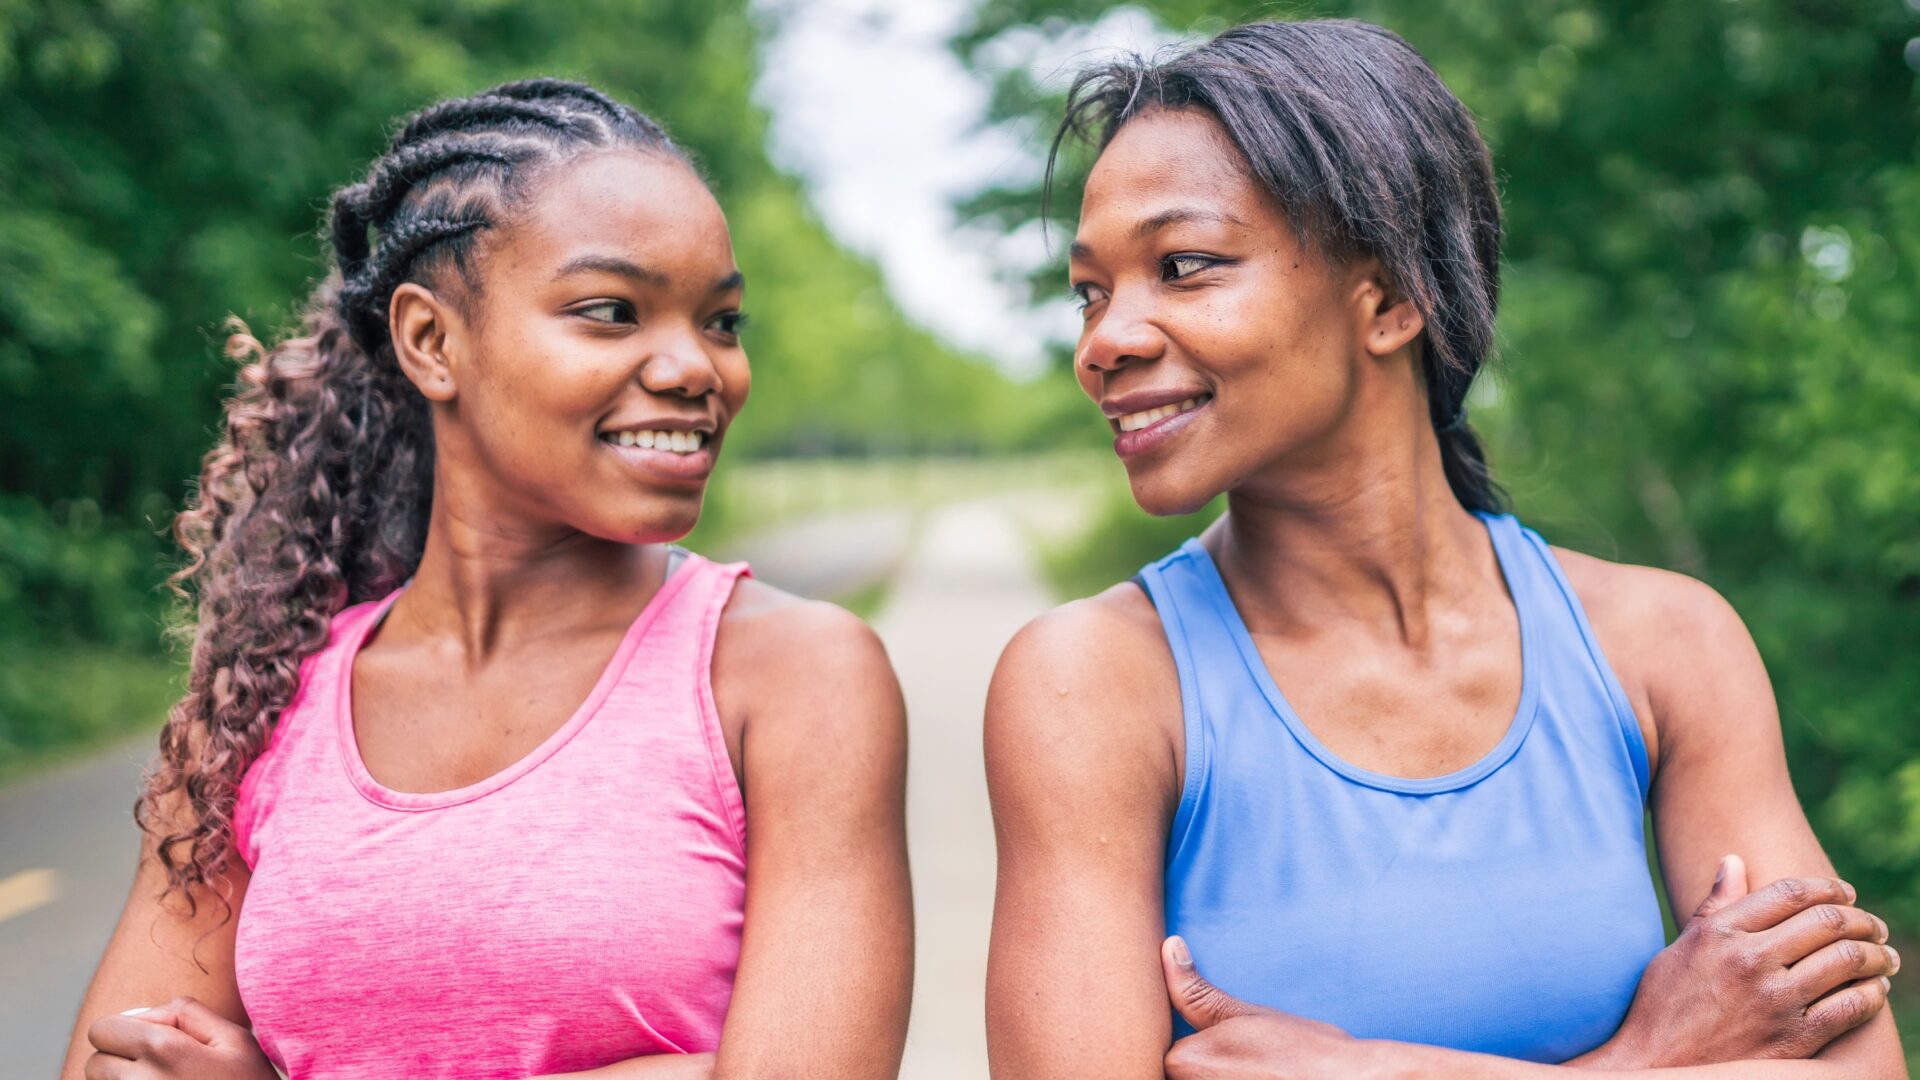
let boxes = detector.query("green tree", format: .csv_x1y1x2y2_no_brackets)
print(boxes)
957,0,1920,926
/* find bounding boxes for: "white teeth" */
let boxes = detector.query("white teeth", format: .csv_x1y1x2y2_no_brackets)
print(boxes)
1116,396,1208,433
601,429,707,454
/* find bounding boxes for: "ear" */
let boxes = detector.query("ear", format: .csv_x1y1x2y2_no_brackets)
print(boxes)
389,282,465,403
1352,257,1424,359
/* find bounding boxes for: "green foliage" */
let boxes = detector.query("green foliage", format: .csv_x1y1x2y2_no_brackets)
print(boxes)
960,0,1920,927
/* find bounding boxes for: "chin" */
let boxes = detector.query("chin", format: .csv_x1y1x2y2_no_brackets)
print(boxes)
584,494,705,546
1127,466,1220,518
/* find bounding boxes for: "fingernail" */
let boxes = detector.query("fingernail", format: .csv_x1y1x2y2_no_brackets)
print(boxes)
1881,976,1892,993
1878,917,1890,943
120,1007,151,1016
1713,857,1728,886
1844,881,1857,902
1170,936,1193,969
1890,946,1901,974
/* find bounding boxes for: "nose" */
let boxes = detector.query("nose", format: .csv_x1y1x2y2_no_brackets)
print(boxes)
1076,289,1166,374
637,324,723,400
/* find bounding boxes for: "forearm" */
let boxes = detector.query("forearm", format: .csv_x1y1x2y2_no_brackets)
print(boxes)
1365,1029,1901,1080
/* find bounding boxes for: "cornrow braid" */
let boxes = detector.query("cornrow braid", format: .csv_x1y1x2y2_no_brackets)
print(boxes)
143,78,688,913
492,77,671,142
395,94,600,149
337,216,486,347
492,77,628,117
350,134,529,248
328,183,376,277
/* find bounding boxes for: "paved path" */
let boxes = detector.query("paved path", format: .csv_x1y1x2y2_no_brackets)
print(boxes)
0,497,1050,1078
881,501,1055,1079
0,737,153,1079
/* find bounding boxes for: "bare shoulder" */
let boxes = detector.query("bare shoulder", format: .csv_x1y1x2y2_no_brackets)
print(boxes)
709,575,901,768
987,581,1181,814
1552,546,1755,665
715,575,893,681
992,580,1173,722
1550,545,1771,760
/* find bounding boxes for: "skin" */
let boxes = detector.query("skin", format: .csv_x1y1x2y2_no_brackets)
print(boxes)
983,108,1904,1078
63,149,912,1080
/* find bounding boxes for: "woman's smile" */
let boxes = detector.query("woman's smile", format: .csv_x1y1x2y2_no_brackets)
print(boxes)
1105,391,1214,458
596,418,718,483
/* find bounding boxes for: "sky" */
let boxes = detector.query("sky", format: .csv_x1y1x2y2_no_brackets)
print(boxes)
753,0,1183,376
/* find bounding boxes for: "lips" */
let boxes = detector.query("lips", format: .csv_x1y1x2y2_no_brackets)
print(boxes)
597,429,718,484
1110,393,1212,459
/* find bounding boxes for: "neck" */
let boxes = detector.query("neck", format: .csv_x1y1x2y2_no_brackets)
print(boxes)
1208,397,1493,650
389,469,659,665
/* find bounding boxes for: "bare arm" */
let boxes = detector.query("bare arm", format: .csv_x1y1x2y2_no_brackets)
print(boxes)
985,592,1185,1080
706,592,913,1079
59,790,263,1079
1599,565,1903,1075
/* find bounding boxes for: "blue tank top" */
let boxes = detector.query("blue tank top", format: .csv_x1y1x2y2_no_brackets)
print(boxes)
1144,512,1665,1063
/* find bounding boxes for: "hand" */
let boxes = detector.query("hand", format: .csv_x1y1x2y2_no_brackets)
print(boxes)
84,997,277,1080
1161,936,1386,1080
1590,854,1897,1068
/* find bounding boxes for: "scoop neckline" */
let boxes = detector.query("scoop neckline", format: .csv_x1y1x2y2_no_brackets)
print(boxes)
1183,511,1540,795
335,557,702,812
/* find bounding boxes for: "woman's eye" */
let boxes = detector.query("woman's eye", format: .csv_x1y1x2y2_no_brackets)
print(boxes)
1163,254,1217,281
576,300,634,324
1070,283,1106,313
710,311,750,337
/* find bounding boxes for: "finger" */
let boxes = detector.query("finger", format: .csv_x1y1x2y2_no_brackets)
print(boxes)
86,1014,196,1063
1803,975,1891,1048
1690,854,1751,921
1789,938,1901,1001
1761,901,1888,963
82,1050,154,1080
1162,936,1260,1031
155,995,245,1047
1721,876,1856,933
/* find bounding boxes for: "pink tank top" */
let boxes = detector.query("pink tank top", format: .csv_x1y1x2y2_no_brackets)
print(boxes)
231,555,749,1079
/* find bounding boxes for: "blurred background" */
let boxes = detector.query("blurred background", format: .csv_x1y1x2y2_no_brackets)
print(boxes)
1,0,1916,1074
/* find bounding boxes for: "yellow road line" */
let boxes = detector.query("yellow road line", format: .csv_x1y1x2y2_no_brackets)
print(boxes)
0,868,60,923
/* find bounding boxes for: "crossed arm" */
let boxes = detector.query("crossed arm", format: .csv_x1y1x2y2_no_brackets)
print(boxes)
983,570,1905,1079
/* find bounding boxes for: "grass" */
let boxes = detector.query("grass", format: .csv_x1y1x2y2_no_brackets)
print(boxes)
0,645,178,784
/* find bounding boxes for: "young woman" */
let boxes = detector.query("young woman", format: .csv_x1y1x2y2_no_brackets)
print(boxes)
985,21,1904,1079
63,80,912,1080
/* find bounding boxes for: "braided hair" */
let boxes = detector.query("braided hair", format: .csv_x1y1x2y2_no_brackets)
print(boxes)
1051,21,1507,512
143,79,684,912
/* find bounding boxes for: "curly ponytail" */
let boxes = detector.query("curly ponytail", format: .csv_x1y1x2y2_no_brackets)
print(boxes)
140,79,683,909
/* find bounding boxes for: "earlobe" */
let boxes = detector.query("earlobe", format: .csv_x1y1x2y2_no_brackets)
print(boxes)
388,282,460,403
1357,264,1424,359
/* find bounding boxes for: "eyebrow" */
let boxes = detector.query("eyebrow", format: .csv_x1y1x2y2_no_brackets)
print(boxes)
555,255,746,295
555,254,668,287
1070,207,1251,261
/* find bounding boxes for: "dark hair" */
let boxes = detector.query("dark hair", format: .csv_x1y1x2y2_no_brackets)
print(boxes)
1051,19,1506,512
142,79,685,910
